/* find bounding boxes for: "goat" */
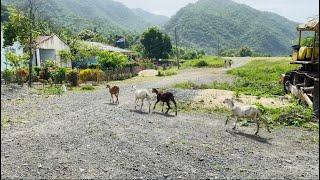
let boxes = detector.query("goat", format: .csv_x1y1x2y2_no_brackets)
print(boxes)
152,88,177,116
106,84,120,104
132,86,152,113
223,98,271,135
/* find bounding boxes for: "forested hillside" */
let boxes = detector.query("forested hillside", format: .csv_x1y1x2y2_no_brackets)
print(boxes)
164,0,298,55
132,8,169,26
1,0,158,35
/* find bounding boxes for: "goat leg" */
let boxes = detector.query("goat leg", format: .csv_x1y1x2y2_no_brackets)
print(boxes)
165,102,171,114
255,122,260,135
153,100,159,110
225,115,230,126
140,99,144,111
232,117,238,130
161,102,165,112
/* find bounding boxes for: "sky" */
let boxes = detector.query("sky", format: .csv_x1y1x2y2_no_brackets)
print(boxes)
115,0,319,23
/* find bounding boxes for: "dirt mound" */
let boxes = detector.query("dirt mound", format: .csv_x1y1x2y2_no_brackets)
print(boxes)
138,69,158,77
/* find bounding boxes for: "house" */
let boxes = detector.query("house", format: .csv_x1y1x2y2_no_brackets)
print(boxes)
85,41,136,56
32,34,71,68
1,31,24,71
73,41,137,68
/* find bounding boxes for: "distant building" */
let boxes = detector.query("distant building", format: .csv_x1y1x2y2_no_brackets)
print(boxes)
32,34,71,67
73,41,137,68
1,31,24,71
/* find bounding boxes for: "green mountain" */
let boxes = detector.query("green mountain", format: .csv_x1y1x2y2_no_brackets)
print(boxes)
132,8,169,26
2,0,155,35
164,0,298,55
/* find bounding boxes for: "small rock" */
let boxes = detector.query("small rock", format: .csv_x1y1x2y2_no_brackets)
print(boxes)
163,174,170,178
79,168,85,172
22,163,28,166
198,157,205,161
38,164,42,168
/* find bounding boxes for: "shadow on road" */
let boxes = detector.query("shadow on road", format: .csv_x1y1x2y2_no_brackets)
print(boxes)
106,103,119,106
130,109,150,114
226,129,272,145
152,111,176,117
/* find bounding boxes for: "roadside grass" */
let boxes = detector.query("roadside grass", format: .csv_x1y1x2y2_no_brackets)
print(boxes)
1,116,11,128
175,58,299,97
181,56,224,68
157,68,178,76
172,58,317,131
227,57,299,97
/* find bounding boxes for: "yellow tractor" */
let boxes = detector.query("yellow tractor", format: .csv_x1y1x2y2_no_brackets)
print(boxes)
282,17,319,118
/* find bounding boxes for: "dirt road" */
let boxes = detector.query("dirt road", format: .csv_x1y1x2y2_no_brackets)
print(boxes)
1,57,319,179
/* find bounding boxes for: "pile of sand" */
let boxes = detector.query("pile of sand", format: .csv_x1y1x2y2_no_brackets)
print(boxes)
138,69,158,77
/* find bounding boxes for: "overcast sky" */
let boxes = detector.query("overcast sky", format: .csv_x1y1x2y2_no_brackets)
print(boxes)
115,0,319,23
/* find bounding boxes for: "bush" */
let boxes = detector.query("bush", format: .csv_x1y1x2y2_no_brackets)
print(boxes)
2,69,15,84
91,69,105,83
43,86,63,95
157,68,178,76
16,68,29,85
53,67,66,84
33,67,42,76
66,70,79,87
195,60,209,67
79,69,93,83
81,85,95,91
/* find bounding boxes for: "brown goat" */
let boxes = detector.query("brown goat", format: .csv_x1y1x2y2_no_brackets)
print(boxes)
106,84,120,104
152,88,177,116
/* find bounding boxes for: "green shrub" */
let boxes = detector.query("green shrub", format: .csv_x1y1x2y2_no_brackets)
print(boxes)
81,85,95,91
256,102,317,130
53,67,66,84
2,69,15,84
195,60,209,67
33,67,42,76
157,68,178,76
182,56,224,68
79,69,93,83
66,70,79,87
43,86,63,95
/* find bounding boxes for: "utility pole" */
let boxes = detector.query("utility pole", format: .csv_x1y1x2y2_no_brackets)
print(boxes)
175,27,180,69
28,0,35,87
217,37,220,56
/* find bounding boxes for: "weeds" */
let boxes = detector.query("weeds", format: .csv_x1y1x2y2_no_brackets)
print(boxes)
158,68,178,76
181,56,224,68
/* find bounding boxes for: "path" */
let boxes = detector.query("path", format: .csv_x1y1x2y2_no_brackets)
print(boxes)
1,57,318,179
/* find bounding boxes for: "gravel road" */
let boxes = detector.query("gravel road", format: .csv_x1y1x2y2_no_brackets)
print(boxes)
1,57,319,179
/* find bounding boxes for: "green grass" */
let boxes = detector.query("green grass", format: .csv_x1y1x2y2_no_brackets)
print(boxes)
81,85,95,91
181,56,224,68
227,57,299,97
157,68,178,76
1,116,11,128
256,101,318,131
176,58,299,97
43,86,64,95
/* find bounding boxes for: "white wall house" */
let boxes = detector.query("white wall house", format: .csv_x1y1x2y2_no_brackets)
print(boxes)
32,34,71,68
1,31,24,72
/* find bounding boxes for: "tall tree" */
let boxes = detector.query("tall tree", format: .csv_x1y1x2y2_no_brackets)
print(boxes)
3,1,44,87
140,27,172,59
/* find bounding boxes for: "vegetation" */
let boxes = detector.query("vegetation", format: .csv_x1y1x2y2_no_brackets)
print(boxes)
157,68,178,76
140,27,172,59
132,8,169,25
181,56,224,68
66,70,79,87
164,0,297,55
81,85,95,91
43,86,64,95
227,58,299,96
97,51,129,70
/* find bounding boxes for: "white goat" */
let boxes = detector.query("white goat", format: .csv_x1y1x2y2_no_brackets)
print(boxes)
223,98,271,135
132,86,152,113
